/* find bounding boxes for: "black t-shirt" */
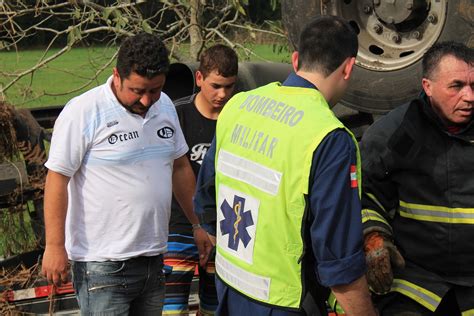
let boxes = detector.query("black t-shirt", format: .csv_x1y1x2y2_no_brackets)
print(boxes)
170,94,217,234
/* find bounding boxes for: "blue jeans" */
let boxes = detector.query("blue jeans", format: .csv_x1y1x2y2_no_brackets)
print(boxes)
71,255,165,315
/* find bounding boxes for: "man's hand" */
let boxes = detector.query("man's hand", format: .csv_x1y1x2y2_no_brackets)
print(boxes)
41,245,69,287
364,232,405,294
207,233,216,246
331,275,379,316
42,170,70,287
193,227,213,267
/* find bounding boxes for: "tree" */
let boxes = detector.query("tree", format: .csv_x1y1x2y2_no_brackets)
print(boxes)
0,0,286,106
0,1,286,257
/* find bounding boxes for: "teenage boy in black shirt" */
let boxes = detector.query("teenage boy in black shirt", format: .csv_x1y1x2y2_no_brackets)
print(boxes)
164,44,238,316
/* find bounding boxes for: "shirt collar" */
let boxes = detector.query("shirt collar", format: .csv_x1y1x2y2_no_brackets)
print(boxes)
282,72,318,90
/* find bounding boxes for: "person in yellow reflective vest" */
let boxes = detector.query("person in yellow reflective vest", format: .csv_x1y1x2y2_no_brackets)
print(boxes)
360,42,474,315
193,15,378,316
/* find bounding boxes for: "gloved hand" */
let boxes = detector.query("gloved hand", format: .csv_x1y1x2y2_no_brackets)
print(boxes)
364,232,405,294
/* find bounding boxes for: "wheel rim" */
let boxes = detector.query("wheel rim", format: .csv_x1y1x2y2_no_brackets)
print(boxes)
323,0,447,71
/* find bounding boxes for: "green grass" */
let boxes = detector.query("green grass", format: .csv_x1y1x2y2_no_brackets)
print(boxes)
1,43,290,108
1,46,117,108
243,43,291,63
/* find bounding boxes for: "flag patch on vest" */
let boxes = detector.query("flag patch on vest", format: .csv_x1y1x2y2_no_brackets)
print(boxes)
217,185,259,264
350,165,358,188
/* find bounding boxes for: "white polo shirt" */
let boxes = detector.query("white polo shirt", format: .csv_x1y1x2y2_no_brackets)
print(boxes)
46,76,188,261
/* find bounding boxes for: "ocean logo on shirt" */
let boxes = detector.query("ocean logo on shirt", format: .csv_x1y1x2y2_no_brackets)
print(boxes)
108,131,139,144
157,126,174,139
217,185,259,264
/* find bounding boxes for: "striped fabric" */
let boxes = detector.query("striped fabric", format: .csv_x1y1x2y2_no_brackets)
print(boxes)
163,234,218,315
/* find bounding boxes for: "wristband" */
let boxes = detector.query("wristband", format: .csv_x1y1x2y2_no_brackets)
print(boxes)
192,223,202,231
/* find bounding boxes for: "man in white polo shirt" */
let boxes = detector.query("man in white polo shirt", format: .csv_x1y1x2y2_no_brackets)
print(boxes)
41,33,210,315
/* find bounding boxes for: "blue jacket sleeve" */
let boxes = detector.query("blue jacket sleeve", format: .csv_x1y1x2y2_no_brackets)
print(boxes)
309,129,366,287
193,137,217,235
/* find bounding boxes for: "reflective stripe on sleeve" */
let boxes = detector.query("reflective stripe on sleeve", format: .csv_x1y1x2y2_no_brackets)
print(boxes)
392,279,442,312
462,309,474,316
362,208,390,225
217,149,282,196
399,201,474,224
366,192,387,213
215,251,271,301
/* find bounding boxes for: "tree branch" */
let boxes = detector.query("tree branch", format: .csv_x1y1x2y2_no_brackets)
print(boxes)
0,0,286,105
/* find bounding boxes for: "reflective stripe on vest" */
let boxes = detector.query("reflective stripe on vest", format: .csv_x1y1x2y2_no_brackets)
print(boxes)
215,251,271,301
399,200,474,224
216,149,282,196
392,279,442,311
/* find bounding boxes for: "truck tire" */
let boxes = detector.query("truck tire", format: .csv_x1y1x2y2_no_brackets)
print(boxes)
282,0,473,113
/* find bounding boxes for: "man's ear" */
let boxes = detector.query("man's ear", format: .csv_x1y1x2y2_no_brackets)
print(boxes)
421,78,433,97
342,57,356,80
112,68,121,87
291,51,299,72
195,70,204,88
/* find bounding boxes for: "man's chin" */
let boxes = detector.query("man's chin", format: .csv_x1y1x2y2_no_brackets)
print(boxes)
451,116,472,126
123,103,149,115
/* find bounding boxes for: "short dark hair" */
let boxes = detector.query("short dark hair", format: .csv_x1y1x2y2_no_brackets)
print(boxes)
198,44,238,78
297,15,358,77
116,32,169,80
422,41,473,79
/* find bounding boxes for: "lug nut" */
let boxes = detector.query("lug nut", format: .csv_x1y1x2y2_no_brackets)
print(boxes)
427,13,438,24
363,5,372,13
392,33,401,44
373,24,383,34
406,2,413,10
412,31,422,40
373,0,380,5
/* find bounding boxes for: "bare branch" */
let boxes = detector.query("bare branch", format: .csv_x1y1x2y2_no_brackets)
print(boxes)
1,44,75,93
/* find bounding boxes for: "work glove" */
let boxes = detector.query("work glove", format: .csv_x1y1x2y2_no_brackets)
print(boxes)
364,231,405,294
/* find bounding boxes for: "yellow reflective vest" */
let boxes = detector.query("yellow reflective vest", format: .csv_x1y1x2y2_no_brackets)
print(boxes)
214,82,361,309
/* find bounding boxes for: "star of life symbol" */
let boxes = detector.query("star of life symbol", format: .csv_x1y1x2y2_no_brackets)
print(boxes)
217,185,259,264
220,195,254,251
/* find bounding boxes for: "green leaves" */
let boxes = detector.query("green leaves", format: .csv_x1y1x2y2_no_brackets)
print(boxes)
141,20,152,34
102,7,114,22
102,7,127,29
67,27,82,46
233,0,248,15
